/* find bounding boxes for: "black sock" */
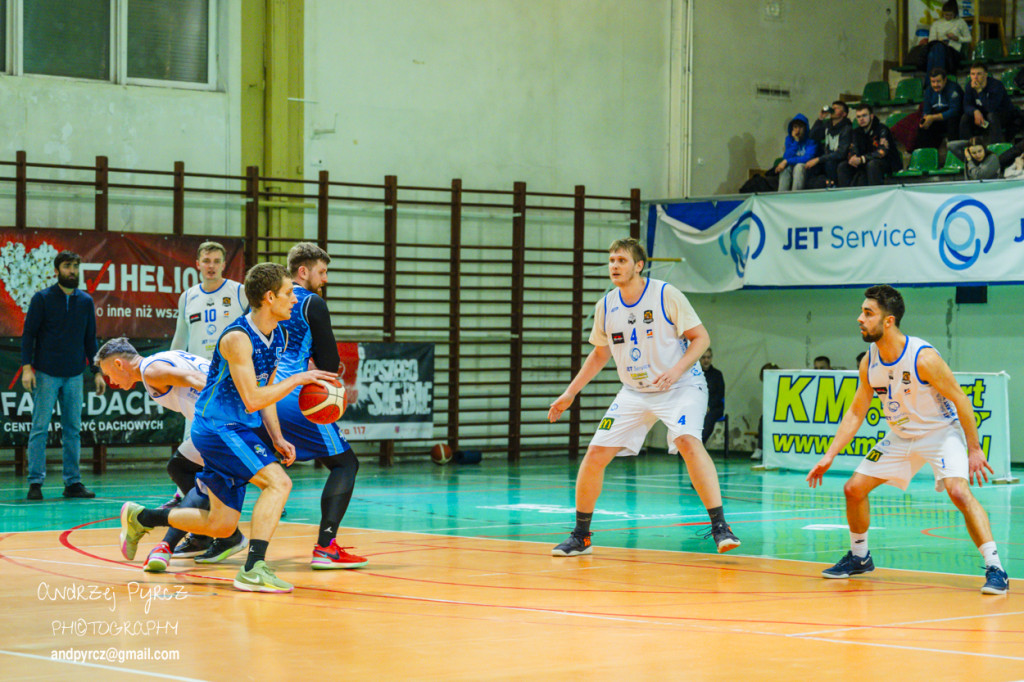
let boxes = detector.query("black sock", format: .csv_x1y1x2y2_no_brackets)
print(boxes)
318,450,358,547
574,511,593,536
138,508,171,528
707,505,725,526
245,539,269,571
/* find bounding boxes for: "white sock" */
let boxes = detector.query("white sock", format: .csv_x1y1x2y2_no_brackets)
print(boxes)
979,542,1003,570
850,531,868,558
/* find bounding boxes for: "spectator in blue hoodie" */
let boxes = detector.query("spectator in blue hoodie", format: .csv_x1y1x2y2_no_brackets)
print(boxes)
775,113,818,192
960,62,1014,143
918,67,964,151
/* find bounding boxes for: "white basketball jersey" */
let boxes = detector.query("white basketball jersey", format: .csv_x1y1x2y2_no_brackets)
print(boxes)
176,280,247,360
598,278,704,393
866,335,958,438
139,350,211,421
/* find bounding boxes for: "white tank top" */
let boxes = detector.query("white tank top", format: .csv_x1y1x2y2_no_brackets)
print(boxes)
866,335,957,438
139,350,210,421
601,278,704,393
177,280,247,360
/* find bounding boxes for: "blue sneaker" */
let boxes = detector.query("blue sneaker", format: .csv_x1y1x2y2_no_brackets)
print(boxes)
981,566,1009,595
822,551,875,579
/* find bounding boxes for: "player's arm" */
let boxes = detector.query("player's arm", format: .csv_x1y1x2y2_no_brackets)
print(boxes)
170,291,189,351
917,348,992,485
305,295,340,372
807,356,874,487
259,401,295,466
653,323,709,391
141,362,207,395
220,331,337,413
548,344,612,423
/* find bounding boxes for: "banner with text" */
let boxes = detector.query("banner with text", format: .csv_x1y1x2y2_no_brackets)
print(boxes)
336,342,434,440
0,228,245,338
762,369,1012,482
649,182,1024,292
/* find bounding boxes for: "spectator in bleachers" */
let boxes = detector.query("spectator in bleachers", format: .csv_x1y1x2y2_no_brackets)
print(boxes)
838,105,902,187
1003,145,1024,179
700,348,725,446
775,113,817,192
926,1,971,76
961,62,1013,143
947,137,1001,179
813,356,831,370
808,101,852,188
918,68,964,150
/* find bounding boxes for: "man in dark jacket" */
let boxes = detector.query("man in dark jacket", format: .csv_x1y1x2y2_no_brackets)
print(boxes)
21,250,106,500
700,348,725,445
960,62,1014,142
918,68,964,150
807,101,853,188
838,105,902,187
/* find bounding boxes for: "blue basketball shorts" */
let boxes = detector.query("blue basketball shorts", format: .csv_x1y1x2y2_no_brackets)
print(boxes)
191,418,279,512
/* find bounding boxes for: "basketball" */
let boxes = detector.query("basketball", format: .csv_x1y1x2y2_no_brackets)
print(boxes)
298,379,347,424
430,443,453,465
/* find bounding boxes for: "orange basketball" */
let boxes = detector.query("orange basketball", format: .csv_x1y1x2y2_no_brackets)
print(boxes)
430,443,453,465
298,379,347,424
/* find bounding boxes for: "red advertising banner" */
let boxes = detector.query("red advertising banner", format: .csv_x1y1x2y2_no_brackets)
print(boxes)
0,228,244,339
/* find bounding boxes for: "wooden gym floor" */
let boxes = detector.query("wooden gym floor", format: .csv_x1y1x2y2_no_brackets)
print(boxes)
2,455,1022,681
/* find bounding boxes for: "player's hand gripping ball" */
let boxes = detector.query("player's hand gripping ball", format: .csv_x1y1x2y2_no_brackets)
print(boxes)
299,378,347,424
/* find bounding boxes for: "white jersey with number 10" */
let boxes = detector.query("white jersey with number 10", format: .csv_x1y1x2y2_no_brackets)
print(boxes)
172,280,247,360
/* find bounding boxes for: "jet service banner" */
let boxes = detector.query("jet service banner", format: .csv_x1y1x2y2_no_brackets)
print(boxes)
649,182,1024,292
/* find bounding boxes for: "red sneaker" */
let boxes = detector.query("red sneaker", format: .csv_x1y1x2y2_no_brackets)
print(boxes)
311,540,368,570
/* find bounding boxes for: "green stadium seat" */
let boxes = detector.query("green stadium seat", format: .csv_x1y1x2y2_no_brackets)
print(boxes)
859,80,891,107
885,111,910,129
930,152,965,176
892,63,919,73
987,142,1013,156
885,78,924,106
1002,67,1022,96
894,147,939,177
971,39,1004,64
996,36,1024,62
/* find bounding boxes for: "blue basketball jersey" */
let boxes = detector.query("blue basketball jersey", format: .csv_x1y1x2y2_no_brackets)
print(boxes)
194,313,288,428
274,286,316,382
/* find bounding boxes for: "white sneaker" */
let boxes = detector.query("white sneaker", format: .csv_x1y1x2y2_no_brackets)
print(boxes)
750,448,762,461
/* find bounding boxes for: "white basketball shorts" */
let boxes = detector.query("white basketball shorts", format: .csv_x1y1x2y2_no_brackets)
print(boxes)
589,384,708,457
855,426,969,491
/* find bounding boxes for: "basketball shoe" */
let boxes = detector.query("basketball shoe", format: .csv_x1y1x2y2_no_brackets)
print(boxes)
709,522,741,553
822,551,875,578
119,502,152,560
194,531,248,564
144,542,173,573
981,566,1009,595
551,531,592,556
172,533,213,558
233,561,293,593
311,540,368,569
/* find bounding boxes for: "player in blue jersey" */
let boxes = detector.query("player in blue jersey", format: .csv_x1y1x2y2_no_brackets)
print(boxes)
256,242,366,569
118,263,337,593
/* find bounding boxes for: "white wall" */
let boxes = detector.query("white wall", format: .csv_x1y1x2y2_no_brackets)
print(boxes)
303,0,673,197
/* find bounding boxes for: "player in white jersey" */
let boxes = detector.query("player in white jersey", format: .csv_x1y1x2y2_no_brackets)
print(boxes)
807,285,1007,595
94,338,247,570
548,238,740,557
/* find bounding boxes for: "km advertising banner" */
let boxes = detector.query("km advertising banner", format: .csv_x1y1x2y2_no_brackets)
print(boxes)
648,181,1024,292
0,228,244,338
1,339,434,447
762,369,1012,482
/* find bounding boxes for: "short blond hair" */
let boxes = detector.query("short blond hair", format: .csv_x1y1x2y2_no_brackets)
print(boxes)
244,263,289,308
287,242,331,276
608,237,647,269
196,241,226,260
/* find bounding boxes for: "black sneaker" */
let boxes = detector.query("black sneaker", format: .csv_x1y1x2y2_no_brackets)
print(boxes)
709,522,741,553
194,531,248,564
27,483,42,500
172,533,213,558
62,483,96,499
158,493,183,510
551,532,592,557
822,551,875,579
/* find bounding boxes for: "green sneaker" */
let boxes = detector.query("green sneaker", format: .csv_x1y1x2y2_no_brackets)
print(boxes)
233,560,293,593
119,502,152,561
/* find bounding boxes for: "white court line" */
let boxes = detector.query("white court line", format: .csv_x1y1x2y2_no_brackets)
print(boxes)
786,635,1024,662
792,609,1024,637
0,649,209,681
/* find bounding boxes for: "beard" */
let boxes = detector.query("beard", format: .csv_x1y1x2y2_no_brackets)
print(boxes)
860,328,882,343
57,273,80,289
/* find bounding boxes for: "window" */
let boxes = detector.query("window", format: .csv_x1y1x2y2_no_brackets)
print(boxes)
9,0,216,89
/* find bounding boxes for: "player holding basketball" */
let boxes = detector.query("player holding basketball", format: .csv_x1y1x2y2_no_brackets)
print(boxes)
256,242,366,569
548,238,740,556
95,338,249,571
807,285,1008,594
119,263,336,593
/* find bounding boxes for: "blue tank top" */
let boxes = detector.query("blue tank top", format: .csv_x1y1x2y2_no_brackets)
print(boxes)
273,286,316,383
195,313,288,427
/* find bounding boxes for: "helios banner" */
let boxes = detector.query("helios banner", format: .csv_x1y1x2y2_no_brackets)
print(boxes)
648,182,1024,292
0,228,245,338
762,369,1012,483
